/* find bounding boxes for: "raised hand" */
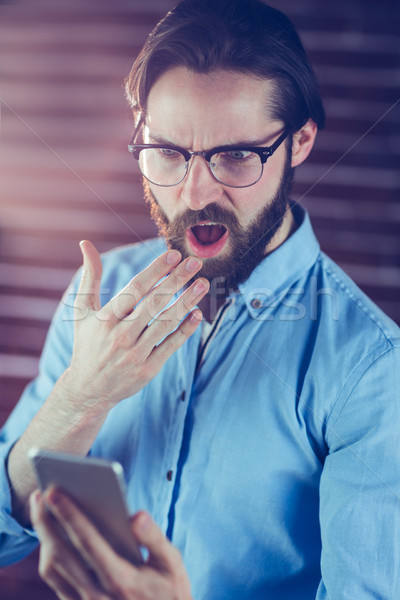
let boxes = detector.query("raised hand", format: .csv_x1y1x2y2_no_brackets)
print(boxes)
64,240,209,415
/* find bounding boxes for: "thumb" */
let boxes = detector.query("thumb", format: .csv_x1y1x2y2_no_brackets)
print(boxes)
131,512,180,573
75,239,103,313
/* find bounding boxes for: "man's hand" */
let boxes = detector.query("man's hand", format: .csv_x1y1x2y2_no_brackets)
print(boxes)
7,240,208,526
64,240,209,415
30,487,193,600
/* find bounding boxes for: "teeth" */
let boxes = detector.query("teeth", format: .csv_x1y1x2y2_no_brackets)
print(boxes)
197,222,219,227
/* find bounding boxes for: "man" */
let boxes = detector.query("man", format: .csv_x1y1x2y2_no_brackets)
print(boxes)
1,0,399,598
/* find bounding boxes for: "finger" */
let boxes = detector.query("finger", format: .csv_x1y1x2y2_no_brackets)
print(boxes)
136,258,206,324
30,488,66,545
40,569,80,600
143,308,202,385
154,276,209,325
103,251,198,321
131,512,184,574
74,239,103,314
137,277,208,352
44,487,136,595
30,491,103,598
114,255,203,332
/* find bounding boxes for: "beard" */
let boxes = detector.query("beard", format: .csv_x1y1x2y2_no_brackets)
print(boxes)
143,152,294,299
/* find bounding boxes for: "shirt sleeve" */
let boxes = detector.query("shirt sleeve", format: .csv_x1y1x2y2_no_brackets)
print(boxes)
0,278,77,566
316,344,400,599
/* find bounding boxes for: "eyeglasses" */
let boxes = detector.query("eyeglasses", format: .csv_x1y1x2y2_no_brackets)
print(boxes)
128,129,289,188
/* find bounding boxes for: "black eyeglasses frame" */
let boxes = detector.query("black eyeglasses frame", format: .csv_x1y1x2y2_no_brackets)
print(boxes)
127,127,290,188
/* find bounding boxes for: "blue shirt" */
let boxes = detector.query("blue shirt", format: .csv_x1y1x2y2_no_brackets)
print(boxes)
1,204,400,599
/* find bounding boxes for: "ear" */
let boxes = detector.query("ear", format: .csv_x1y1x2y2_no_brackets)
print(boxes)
291,119,318,168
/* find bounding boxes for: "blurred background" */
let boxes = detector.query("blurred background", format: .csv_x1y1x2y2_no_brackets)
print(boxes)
0,0,399,597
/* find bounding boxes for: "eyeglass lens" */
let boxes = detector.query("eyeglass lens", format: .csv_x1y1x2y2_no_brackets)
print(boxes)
138,148,263,187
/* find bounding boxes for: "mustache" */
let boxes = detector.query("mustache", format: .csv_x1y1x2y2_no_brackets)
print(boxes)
165,203,240,233
143,180,241,234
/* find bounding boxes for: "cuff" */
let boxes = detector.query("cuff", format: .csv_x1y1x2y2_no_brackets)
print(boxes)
0,440,37,538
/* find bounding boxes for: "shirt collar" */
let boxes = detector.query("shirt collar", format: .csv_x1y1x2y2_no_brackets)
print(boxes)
236,203,320,317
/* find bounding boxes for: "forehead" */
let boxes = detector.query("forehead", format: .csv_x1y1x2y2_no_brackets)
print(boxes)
145,67,281,146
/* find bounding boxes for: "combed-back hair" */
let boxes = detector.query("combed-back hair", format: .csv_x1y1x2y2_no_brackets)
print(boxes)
125,0,325,132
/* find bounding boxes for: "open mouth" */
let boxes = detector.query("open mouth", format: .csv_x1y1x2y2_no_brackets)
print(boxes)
186,221,229,258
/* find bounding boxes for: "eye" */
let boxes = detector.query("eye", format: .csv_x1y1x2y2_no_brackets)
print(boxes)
158,148,181,159
224,150,253,161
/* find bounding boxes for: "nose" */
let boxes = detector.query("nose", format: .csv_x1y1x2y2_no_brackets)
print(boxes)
180,155,224,211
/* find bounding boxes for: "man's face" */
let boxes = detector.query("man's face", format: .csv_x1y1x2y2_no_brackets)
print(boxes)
143,67,294,293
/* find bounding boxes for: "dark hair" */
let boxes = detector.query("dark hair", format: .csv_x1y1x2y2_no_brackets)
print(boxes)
125,0,325,132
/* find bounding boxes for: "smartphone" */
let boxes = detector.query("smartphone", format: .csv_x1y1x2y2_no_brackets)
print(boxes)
28,448,143,565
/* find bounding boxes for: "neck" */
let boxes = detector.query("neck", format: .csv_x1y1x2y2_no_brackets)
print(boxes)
265,204,297,254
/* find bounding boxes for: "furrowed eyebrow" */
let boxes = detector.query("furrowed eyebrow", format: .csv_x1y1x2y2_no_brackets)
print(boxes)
147,131,178,145
148,134,174,145
146,130,284,149
217,138,271,147
220,130,286,147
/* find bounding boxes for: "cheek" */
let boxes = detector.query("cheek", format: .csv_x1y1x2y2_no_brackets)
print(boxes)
260,155,285,190
230,182,269,225
228,192,261,228
149,185,178,220
239,156,286,209
230,161,283,226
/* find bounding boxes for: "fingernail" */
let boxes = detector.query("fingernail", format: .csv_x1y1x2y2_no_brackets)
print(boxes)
137,512,152,532
166,250,181,265
47,489,61,506
186,257,201,271
79,241,87,266
190,309,202,323
193,280,207,294
29,489,40,509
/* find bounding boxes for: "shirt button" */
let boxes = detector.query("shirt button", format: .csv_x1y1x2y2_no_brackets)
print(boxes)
180,391,186,402
251,298,262,309
166,470,173,481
